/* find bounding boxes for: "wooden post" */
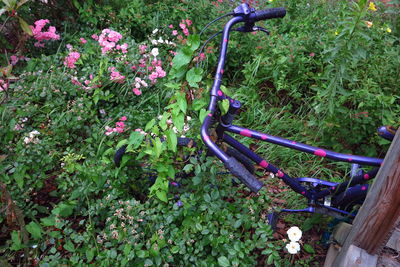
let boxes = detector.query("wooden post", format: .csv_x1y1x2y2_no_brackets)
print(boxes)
333,130,400,266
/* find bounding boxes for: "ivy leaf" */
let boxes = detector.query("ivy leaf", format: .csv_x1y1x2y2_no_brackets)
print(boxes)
18,17,33,36
186,67,203,88
218,256,230,267
26,222,43,239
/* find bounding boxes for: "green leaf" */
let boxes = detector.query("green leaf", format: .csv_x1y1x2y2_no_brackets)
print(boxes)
26,222,42,239
10,231,24,251
2,0,16,8
86,248,95,262
145,119,156,131
64,240,75,252
18,17,33,36
177,93,187,113
166,129,177,153
40,216,55,226
171,246,180,254
218,256,230,267
123,244,132,256
187,34,200,52
156,190,167,203
153,137,163,158
52,202,75,217
186,68,203,88
171,51,192,70
128,131,145,149
303,244,315,254
199,109,208,123
172,113,185,132
218,99,230,115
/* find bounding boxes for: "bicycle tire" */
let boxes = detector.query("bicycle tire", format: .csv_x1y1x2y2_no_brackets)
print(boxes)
332,185,368,212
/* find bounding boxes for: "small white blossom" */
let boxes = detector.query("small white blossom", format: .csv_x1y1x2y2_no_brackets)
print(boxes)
286,241,300,254
152,28,159,34
151,48,159,57
287,226,302,242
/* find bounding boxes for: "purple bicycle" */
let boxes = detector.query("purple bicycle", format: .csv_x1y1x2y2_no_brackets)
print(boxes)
199,3,395,221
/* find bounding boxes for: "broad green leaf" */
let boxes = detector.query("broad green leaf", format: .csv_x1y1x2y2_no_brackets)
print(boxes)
177,93,187,113
18,17,33,36
171,51,192,70
26,222,42,239
187,34,200,52
156,190,167,203
199,109,208,123
145,119,155,131
52,202,75,217
303,243,315,254
218,99,230,115
128,131,144,149
166,129,177,153
153,137,163,158
218,256,230,267
86,247,95,262
10,231,24,251
186,67,203,88
172,113,185,132
40,216,55,226
64,240,75,252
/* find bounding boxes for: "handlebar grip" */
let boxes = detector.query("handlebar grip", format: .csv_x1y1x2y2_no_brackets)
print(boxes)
224,157,263,193
253,7,286,22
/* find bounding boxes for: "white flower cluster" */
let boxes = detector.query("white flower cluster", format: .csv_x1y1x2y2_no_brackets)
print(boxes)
23,130,40,144
285,226,302,254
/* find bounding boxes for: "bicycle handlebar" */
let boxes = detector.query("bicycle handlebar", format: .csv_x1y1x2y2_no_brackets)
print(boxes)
251,7,286,22
224,157,263,193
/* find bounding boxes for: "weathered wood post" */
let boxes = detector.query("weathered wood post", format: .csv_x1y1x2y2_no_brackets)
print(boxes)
331,130,400,266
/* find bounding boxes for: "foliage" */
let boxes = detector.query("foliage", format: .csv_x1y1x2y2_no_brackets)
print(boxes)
0,0,399,266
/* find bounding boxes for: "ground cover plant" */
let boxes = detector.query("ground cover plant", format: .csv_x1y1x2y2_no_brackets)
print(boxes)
1,0,399,266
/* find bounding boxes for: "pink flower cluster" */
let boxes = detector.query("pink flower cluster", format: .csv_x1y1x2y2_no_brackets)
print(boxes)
133,77,148,95
97,29,128,54
179,19,192,36
105,116,127,135
109,67,126,83
10,55,28,65
71,74,101,90
30,19,60,47
149,66,166,83
64,51,80,69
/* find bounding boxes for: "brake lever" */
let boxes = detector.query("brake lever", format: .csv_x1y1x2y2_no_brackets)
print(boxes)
234,25,270,36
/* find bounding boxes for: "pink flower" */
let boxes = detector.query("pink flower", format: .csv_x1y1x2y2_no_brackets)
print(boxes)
91,34,99,40
172,30,178,36
80,37,87,44
64,51,80,69
120,116,127,121
66,44,73,50
116,121,125,128
170,50,177,56
139,45,147,54
168,24,174,29
199,53,206,61
133,88,142,95
185,19,192,26
183,28,189,36
10,55,19,65
0,79,8,91
309,52,315,57
179,23,186,30
71,77,82,86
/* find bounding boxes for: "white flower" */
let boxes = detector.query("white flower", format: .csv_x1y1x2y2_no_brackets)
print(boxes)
286,241,300,254
157,37,164,44
152,28,159,34
172,126,178,133
23,137,30,144
186,116,192,121
151,39,158,45
287,226,302,242
151,48,159,57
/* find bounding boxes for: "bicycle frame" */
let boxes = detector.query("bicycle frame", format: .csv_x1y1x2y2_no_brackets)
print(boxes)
200,10,384,218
